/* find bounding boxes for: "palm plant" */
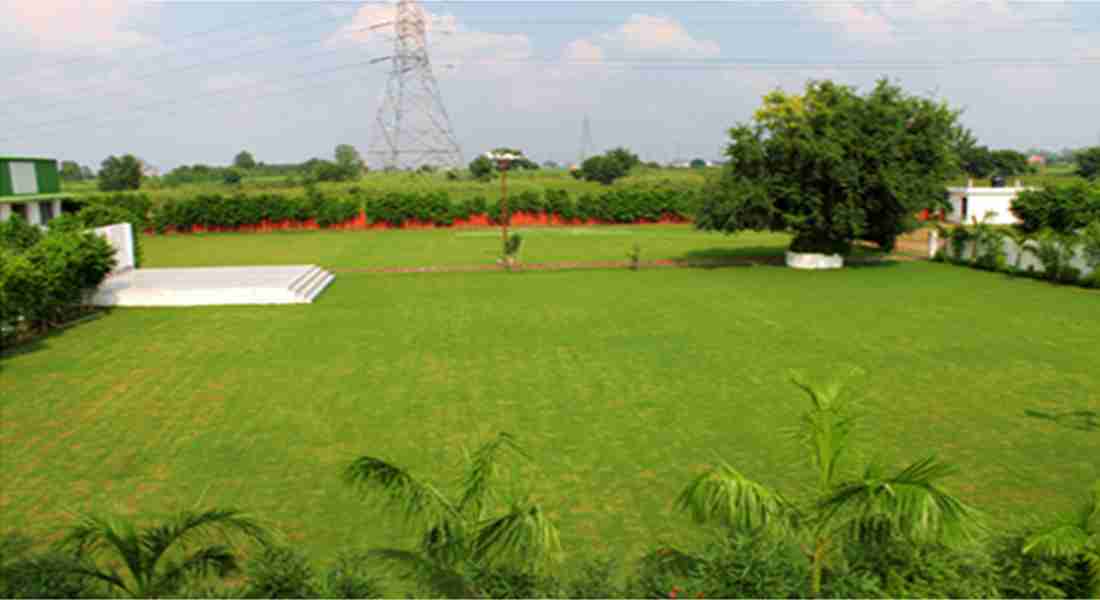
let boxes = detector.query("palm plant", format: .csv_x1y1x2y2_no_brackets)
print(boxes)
343,432,561,597
54,508,271,598
1000,226,1033,273
676,374,982,597
1024,229,1079,282
1023,481,1100,597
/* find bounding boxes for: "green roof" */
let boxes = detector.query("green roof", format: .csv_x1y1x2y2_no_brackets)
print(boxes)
0,192,75,205
0,156,56,162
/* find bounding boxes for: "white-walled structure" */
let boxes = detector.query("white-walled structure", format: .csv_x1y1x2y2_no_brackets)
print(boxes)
945,183,1032,225
943,236,1095,279
93,223,136,275
0,197,64,227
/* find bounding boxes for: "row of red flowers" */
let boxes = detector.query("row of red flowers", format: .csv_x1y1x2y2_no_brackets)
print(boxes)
143,210,690,235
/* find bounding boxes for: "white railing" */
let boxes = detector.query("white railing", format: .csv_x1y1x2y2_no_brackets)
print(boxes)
935,231,1095,278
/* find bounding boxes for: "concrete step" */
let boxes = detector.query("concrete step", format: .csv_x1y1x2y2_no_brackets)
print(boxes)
288,265,323,295
298,271,334,303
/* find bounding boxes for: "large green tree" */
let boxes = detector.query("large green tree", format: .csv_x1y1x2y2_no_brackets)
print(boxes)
59,161,84,182
676,374,982,597
577,147,639,185
333,144,365,178
990,149,1030,177
1076,146,1100,180
955,130,995,179
696,79,961,255
97,155,143,191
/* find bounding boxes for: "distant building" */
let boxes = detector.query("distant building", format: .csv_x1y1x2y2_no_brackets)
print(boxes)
944,181,1032,225
1027,154,1046,167
0,156,72,226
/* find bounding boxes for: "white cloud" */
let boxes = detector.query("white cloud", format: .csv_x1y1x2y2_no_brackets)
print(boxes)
597,14,721,59
2,0,157,52
329,4,532,69
563,39,604,63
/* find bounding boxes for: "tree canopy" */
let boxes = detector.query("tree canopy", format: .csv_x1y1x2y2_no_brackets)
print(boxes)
1076,146,1100,180
696,79,961,254
576,147,640,185
233,150,256,170
97,155,143,192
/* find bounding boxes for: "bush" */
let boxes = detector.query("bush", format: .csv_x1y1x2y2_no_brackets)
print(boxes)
0,216,43,252
317,551,384,599
0,534,99,599
1011,182,1100,234
991,531,1093,599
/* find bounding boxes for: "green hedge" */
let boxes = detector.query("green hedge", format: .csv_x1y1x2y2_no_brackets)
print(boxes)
1,217,115,344
144,188,700,232
1011,182,1100,233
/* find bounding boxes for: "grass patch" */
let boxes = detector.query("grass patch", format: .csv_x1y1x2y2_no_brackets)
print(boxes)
2,259,1098,569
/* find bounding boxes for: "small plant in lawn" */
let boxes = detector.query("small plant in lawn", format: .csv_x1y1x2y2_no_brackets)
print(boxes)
628,242,642,270
675,372,982,597
501,233,523,271
343,433,562,597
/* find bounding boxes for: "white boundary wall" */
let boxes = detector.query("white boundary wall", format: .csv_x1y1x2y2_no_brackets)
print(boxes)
943,235,1095,278
93,222,135,275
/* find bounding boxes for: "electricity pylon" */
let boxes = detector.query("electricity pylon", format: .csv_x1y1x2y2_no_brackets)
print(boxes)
367,0,464,171
578,115,594,165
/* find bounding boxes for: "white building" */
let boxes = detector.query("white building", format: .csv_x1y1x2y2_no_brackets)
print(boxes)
944,181,1031,225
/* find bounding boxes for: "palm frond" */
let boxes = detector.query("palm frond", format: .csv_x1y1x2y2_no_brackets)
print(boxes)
153,545,238,597
820,456,983,544
344,456,459,527
140,509,270,572
469,503,562,572
1023,524,1091,557
790,373,858,491
458,432,529,520
367,548,476,598
58,514,145,591
675,462,789,534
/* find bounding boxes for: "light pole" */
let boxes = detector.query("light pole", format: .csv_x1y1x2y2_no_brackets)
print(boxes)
485,152,518,255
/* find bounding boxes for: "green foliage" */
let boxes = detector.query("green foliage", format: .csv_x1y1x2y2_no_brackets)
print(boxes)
243,546,318,598
991,149,1031,177
633,536,810,599
690,158,707,169
469,155,495,180
577,147,640,185
1011,181,1100,233
97,155,143,191
1024,230,1080,283
0,533,100,599
59,160,86,182
222,168,243,185
333,145,364,177
303,159,358,184
57,509,270,599
956,130,995,179
0,215,43,252
844,541,1000,598
676,374,982,597
1076,146,1100,180
343,433,562,597
697,79,961,254
628,242,641,270
1083,221,1100,269
233,151,257,170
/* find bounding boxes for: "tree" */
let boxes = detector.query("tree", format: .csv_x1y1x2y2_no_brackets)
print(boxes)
542,160,560,169
334,144,364,179
343,433,561,597
468,155,494,180
990,149,1030,177
1075,146,1100,180
955,130,995,179
690,158,707,169
696,79,961,255
97,155,143,191
222,168,243,185
576,147,639,185
1022,481,1100,597
676,374,982,597
59,161,83,182
490,147,539,170
233,150,256,170
55,508,270,598
80,166,95,180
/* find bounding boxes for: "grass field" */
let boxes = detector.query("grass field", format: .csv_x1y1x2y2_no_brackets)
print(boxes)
2,228,1099,574
141,225,791,269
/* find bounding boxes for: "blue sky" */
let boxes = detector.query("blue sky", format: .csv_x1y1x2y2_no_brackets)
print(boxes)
2,1,1099,171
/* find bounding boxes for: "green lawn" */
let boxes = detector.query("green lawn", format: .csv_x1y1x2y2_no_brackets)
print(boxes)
141,225,792,269
2,237,1099,575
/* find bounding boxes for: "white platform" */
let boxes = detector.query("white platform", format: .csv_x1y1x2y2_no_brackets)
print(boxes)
88,265,334,307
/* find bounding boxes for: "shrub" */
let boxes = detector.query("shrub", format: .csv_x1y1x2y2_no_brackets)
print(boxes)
991,531,1093,599
0,215,43,252
1025,230,1079,283
318,551,384,599
0,533,99,599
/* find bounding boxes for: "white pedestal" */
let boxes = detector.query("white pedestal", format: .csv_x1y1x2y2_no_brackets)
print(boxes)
785,251,844,270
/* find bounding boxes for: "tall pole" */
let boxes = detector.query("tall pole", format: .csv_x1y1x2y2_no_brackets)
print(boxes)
500,164,509,249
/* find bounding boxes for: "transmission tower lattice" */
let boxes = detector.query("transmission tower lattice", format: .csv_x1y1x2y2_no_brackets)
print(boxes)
367,0,464,171
578,115,594,165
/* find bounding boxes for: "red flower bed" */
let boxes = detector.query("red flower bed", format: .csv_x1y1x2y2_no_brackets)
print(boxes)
145,210,691,235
